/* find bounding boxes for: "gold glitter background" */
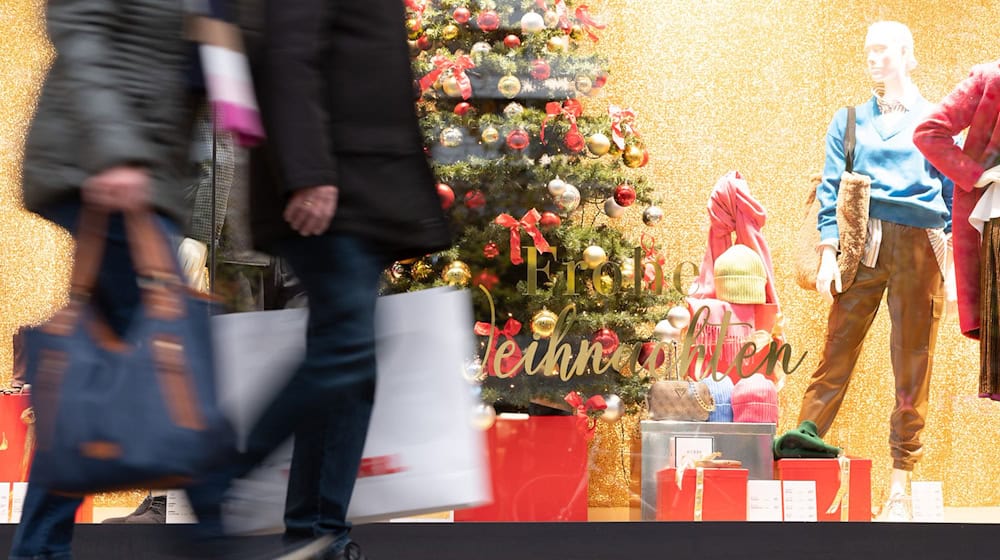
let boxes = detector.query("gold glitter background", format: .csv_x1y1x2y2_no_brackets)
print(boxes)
3,0,1000,512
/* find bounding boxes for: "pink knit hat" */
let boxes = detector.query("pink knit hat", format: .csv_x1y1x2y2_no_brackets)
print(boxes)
732,373,778,423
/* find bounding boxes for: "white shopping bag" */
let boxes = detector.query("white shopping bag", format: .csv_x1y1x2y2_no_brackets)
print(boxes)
212,287,490,533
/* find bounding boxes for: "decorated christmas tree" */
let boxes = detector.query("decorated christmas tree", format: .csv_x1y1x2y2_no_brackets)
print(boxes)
390,0,690,416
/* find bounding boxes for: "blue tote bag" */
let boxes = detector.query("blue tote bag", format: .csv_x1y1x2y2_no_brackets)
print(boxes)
24,209,234,493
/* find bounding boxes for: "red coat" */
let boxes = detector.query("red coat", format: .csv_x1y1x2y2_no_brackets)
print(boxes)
913,61,1000,340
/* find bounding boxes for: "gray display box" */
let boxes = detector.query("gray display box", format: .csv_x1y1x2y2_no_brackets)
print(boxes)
640,420,776,520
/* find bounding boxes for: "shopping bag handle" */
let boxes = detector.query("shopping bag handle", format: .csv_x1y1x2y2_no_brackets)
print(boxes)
71,207,184,298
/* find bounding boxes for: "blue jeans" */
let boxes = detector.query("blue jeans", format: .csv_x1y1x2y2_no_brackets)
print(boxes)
188,233,388,552
10,204,179,560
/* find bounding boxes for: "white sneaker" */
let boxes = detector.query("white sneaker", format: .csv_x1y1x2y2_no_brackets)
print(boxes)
881,493,912,522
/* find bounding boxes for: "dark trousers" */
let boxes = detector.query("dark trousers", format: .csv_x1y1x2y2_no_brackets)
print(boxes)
10,204,176,560
798,221,945,471
188,233,388,552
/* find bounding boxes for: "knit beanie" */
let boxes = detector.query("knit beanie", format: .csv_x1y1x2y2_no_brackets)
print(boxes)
700,374,734,422
713,244,767,304
732,373,778,423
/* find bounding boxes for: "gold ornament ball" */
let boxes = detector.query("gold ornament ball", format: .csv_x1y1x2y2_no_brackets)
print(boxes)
412,261,433,281
544,10,561,28
570,25,586,41
531,309,559,339
439,126,463,148
406,17,421,40
600,394,624,423
442,76,463,97
667,305,692,330
497,75,522,99
620,260,635,286
546,35,569,53
599,274,615,293
443,260,472,286
583,245,608,269
623,144,645,168
575,75,593,94
441,23,460,41
481,126,500,144
586,133,611,156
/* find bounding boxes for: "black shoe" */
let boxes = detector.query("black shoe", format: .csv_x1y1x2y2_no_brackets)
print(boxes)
323,541,367,560
102,494,166,524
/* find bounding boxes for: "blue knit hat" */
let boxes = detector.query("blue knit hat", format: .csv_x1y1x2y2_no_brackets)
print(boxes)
700,374,734,422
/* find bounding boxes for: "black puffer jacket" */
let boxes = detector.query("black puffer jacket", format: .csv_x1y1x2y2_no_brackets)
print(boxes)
21,0,196,227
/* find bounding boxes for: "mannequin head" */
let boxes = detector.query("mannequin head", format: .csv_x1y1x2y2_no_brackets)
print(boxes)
864,21,916,87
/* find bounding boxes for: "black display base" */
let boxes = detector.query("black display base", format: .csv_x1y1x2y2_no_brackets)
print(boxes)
0,521,987,559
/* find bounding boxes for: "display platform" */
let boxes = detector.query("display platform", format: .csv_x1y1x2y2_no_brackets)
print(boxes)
0,522,989,559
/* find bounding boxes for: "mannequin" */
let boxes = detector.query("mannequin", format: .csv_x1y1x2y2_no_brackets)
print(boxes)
914,60,1000,404
793,21,955,521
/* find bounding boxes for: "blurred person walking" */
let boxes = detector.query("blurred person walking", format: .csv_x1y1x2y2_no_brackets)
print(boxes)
185,0,451,558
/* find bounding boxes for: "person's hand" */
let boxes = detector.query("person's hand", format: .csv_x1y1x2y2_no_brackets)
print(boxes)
82,166,150,212
944,251,958,320
815,245,841,304
974,164,1000,189
284,185,338,236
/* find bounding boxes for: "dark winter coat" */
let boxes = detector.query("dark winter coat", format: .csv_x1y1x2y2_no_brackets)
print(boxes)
246,0,451,259
21,0,197,227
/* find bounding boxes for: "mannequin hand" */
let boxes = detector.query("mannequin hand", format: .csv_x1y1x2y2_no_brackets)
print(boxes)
974,164,1000,189
815,246,841,304
284,185,338,236
82,166,150,212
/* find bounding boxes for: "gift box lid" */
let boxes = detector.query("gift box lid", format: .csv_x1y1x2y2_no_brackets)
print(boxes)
776,456,872,475
657,467,749,482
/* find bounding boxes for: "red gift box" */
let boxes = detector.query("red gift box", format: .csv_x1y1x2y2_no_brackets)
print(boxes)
656,467,748,521
775,457,872,521
0,393,33,482
455,415,588,522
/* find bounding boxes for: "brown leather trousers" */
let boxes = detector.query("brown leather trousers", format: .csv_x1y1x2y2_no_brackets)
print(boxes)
798,221,945,471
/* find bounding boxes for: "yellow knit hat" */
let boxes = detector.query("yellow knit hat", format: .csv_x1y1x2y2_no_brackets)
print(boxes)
713,245,767,304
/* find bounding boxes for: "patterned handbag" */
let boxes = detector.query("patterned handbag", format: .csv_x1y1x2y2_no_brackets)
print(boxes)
24,209,234,493
646,380,716,422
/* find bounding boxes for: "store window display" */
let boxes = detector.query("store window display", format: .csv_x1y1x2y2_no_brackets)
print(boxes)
776,21,955,521
914,60,1000,402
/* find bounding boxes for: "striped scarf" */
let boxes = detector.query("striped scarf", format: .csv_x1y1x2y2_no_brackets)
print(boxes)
185,0,264,147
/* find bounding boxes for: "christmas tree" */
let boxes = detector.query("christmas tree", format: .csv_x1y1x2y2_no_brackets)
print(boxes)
391,0,689,415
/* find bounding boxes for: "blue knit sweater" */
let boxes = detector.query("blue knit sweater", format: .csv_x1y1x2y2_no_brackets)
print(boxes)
817,95,954,242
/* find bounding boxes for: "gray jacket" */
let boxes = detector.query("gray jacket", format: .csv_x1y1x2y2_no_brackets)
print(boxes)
21,0,196,227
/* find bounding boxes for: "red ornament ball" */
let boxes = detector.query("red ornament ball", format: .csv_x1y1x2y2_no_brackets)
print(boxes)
453,102,473,116
637,341,667,371
437,183,455,209
473,270,500,291
464,190,487,209
453,7,471,24
504,34,521,48
564,130,585,153
530,59,551,81
594,71,609,88
484,242,500,259
591,328,620,357
613,184,636,207
506,129,530,150
416,35,432,50
477,10,500,31
539,211,561,228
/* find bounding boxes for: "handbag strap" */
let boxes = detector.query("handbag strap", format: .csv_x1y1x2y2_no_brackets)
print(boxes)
844,106,856,174
688,381,715,412
70,207,183,297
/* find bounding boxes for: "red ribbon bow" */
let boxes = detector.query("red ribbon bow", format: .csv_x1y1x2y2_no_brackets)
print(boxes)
540,100,583,144
573,6,606,42
404,0,427,30
419,54,476,99
474,318,523,377
640,233,666,286
564,391,607,440
608,105,640,150
494,209,552,265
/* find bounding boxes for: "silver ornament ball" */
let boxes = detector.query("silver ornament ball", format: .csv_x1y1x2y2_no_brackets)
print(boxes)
471,403,497,430
642,205,664,226
667,305,692,330
601,394,624,423
520,12,546,33
547,177,567,196
557,184,581,211
604,197,626,218
471,42,492,56
653,319,682,342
